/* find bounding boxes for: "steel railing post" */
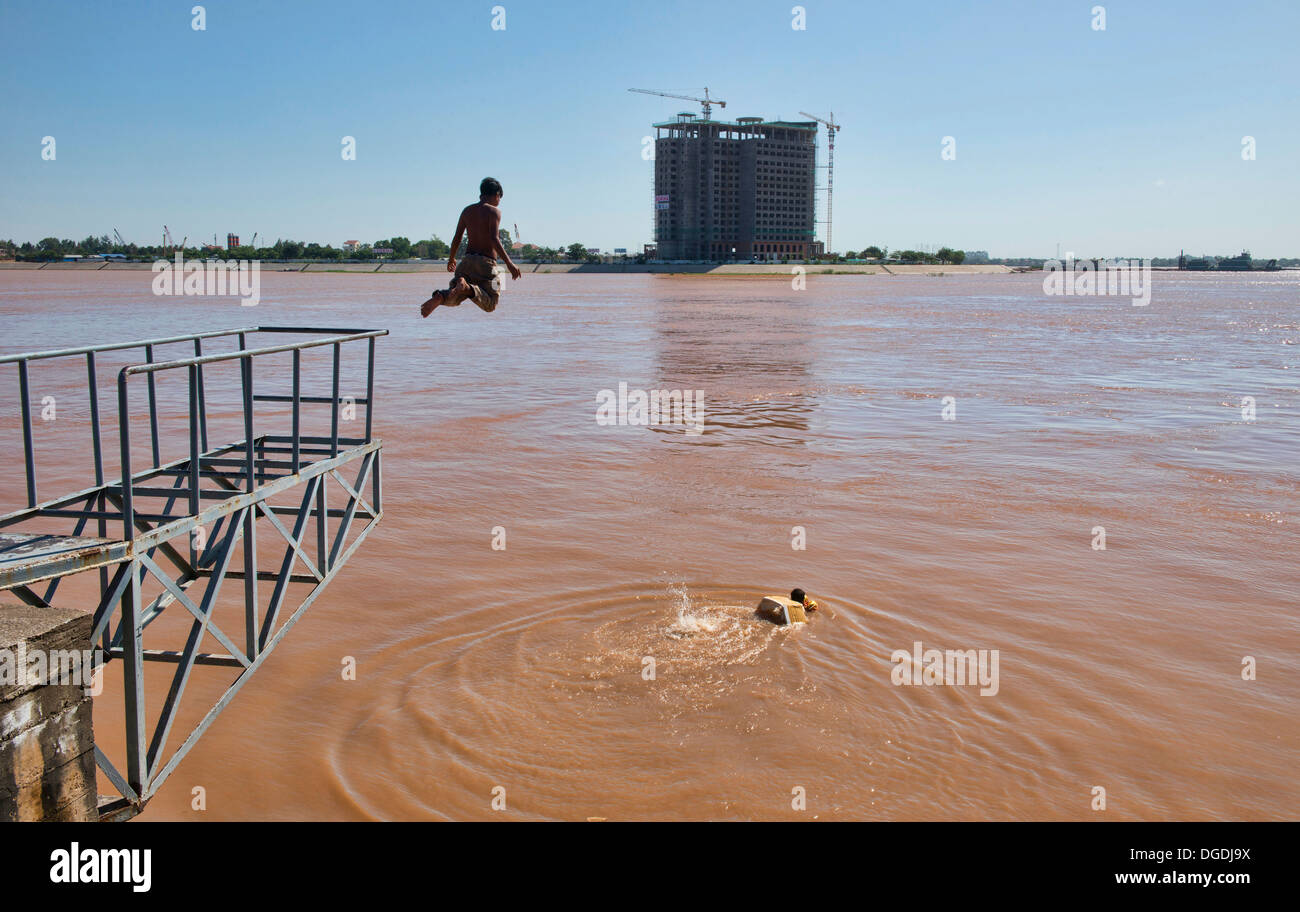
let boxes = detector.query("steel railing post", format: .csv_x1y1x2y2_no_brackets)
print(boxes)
240,355,259,659
194,338,209,452
144,344,160,468
17,360,36,507
117,371,134,542
291,348,301,473
188,365,201,568
122,558,147,802
365,336,376,443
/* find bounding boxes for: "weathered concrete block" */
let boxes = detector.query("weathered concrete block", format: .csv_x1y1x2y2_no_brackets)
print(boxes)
0,602,97,822
756,596,807,626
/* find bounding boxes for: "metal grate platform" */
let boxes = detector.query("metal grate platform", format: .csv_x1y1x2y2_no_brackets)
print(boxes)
0,326,387,819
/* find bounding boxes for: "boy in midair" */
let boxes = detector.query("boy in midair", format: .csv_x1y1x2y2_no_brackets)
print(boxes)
420,177,522,317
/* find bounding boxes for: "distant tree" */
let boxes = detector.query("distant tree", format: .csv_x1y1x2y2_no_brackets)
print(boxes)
368,238,408,258
566,242,587,261
498,228,512,249
420,235,450,259
861,245,883,260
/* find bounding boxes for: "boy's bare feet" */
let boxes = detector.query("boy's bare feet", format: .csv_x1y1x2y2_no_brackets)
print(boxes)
421,278,474,317
420,291,446,317
447,276,472,306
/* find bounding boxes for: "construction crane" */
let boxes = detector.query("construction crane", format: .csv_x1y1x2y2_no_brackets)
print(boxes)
112,228,126,248
163,226,186,255
628,87,726,120
250,232,258,249
799,110,841,255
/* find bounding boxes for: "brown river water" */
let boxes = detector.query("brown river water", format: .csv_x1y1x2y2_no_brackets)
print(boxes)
1,269,1296,820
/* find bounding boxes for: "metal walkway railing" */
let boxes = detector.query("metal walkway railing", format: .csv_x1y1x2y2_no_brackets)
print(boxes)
0,326,387,819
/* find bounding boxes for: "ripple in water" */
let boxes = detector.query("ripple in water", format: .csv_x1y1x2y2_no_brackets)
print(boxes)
329,582,865,820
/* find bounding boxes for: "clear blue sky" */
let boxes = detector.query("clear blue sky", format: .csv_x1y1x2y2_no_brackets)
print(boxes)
2,0,1297,257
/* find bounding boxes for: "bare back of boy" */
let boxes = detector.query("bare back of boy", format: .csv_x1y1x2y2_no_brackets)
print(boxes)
459,202,500,259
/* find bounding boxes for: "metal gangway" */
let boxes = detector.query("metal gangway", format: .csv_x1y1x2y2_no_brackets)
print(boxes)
0,326,386,820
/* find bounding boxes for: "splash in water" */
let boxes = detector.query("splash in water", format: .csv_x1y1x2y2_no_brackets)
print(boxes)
664,583,726,638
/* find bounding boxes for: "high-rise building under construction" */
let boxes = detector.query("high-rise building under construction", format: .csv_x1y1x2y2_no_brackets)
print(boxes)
652,112,818,261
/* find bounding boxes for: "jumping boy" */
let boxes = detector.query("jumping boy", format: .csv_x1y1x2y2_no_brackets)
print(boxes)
420,177,522,317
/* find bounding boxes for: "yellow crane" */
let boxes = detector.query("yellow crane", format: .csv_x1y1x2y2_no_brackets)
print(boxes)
799,111,841,255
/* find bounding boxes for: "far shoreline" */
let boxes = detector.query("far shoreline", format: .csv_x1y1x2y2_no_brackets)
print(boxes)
7,261,1290,277
0,260,1021,277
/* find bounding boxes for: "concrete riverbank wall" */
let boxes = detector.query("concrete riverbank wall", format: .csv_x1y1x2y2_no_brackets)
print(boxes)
0,602,98,822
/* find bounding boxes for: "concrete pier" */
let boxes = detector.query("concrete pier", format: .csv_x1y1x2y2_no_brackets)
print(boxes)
0,602,97,822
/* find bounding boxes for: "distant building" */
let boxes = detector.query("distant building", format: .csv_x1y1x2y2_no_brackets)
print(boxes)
227,233,240,250
342,240,362,252
653,112,818,261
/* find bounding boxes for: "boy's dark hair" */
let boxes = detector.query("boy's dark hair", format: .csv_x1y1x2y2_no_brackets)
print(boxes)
480,177,503,199
790,588,806,603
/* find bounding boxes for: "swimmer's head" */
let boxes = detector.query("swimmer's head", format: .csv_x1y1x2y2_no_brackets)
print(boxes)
791,588,817,610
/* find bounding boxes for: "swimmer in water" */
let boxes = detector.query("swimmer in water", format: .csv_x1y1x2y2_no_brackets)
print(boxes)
790,588,819,612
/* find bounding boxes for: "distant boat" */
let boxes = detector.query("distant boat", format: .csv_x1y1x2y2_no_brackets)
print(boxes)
1178,249,1276,271
1216,251,1254,271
